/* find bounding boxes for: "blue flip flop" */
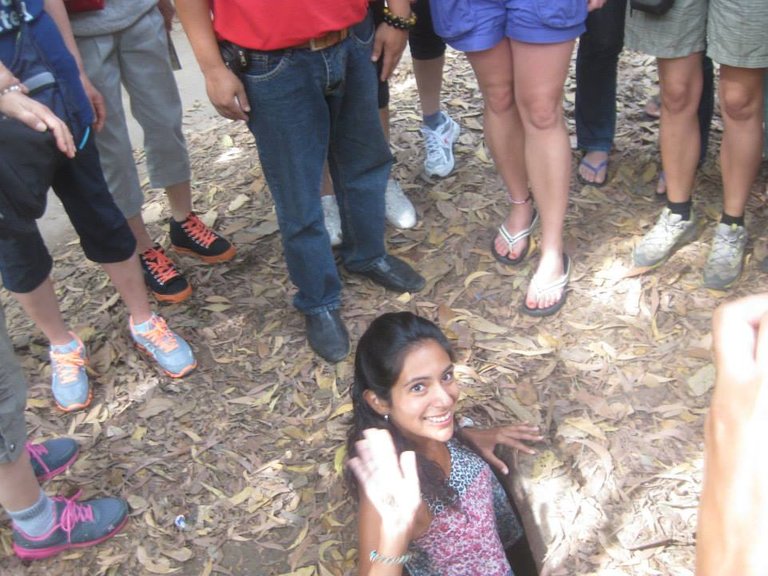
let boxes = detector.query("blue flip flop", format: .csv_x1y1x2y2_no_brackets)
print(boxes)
577,156,608,187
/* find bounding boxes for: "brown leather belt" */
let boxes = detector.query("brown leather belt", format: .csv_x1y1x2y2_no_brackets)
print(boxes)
295,29,350,51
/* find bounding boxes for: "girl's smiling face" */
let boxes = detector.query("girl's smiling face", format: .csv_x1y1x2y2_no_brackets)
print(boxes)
386,339,459,450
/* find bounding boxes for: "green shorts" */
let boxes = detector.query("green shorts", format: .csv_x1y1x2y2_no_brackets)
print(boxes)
625,0,768,68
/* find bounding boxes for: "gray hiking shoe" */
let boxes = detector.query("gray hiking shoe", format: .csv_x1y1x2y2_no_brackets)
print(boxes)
633,207,697,268
702,223,747,290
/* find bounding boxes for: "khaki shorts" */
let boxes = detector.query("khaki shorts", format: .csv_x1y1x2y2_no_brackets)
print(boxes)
0,305,27,464
625,0,768,68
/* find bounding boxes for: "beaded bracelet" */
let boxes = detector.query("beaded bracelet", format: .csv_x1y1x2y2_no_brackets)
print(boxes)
382,6,417,30
370,549,413,565
0,83,21,97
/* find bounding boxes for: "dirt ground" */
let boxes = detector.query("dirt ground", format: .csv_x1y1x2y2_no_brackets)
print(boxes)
1,47,767,576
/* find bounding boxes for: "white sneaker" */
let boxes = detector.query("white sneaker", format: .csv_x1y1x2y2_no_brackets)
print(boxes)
702,222,747,290
385,179,417,229
321,195,342,247
421,112,460,178
633,207,697,268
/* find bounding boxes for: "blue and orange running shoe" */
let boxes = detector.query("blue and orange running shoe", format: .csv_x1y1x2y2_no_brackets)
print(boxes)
130,313,196,378
49,333,91,412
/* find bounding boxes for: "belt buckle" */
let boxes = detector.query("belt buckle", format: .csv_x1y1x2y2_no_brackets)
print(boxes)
309,29,348,51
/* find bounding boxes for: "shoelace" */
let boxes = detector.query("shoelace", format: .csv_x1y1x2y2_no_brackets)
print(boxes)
648,211,685,243
26,442,50,475
711,227,744,260
181,214,217,248
423,129,445,162
50,348,85,385
53,491,94,543
142,248,179,284
134,316,179,354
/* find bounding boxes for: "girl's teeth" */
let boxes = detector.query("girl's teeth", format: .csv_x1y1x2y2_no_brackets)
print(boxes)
427,414,450,423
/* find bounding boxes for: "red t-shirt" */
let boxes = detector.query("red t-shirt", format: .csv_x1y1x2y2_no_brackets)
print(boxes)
212,0,370,51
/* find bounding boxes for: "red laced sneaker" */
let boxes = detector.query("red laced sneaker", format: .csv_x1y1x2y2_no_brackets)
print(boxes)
139,245,192,303
170,212,236,264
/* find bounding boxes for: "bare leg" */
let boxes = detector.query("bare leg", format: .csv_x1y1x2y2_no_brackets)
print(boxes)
379,106,390,143
719,65,765,217
126,181,193,254
511,39,574,310
658,53,703,203
126,213,155,255
101,255,152,324
321,164,334,197
467,40,532,261
11,279,72,346
413,56,445,117
165,180,193,222
0,451,40,512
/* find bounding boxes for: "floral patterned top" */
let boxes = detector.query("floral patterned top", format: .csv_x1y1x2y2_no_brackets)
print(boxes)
405,440,524,576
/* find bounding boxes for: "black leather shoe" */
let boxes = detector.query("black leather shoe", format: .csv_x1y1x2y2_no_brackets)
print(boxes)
305,310,350,363
349,255,426,293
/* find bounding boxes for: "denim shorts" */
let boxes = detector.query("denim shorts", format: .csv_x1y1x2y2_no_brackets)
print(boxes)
0,134,136,293
430,0,587,52
0,304,27,465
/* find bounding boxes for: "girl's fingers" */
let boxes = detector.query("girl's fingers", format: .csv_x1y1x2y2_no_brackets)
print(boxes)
497,435,537,455
400,450,420,501
484,452,509,476
363,428,400,469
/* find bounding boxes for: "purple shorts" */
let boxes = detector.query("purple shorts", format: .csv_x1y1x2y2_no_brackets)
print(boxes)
430,0,587,51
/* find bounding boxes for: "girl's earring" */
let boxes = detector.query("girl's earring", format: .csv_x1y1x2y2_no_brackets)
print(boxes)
384,414,390,422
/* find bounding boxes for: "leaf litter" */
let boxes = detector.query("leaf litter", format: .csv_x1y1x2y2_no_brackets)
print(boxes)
1,46,767,576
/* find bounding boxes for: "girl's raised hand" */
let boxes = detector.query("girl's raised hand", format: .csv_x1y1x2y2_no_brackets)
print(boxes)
462,424,544,476
348,428,420,536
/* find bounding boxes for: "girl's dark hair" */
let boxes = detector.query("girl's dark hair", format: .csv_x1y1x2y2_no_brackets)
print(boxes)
346,312,457,504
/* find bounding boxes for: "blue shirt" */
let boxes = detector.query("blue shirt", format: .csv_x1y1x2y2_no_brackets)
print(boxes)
1,0,94,128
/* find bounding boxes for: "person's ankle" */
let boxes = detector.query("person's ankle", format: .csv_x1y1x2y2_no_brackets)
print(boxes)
49,333,76,348
130,312,153,327
170,211,192,223
8,490,55,538
423,110,443,130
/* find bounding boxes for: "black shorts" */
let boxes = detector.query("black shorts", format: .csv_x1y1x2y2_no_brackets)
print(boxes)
370,0,446,109
410,0,446,61
0,133,135,293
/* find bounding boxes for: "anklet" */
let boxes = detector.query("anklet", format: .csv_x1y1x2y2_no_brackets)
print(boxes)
509,192,532,205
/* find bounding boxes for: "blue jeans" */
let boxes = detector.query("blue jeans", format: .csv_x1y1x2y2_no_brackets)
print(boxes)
241,14,391,314
575,0,625,153
575,0,714,162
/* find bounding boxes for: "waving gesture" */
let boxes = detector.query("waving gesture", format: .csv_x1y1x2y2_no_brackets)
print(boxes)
348,428,420,536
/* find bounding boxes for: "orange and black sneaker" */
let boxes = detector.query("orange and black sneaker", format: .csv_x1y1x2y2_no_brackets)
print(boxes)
169,212,236,264
139,245,192,304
